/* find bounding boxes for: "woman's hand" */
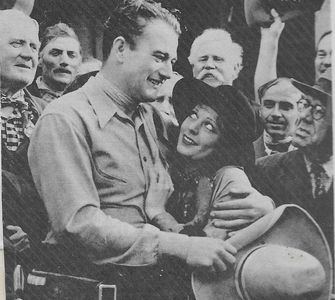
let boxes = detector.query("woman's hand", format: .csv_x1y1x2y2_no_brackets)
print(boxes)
145,167,174,220
6,225,30,253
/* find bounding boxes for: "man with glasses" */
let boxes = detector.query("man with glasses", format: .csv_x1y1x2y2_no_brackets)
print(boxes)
253,70,333,252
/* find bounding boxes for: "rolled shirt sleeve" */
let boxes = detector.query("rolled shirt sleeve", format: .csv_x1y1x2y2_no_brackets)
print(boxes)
28,112,190,266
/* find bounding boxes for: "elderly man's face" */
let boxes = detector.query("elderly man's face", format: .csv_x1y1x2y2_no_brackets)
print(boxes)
0,17,39,91
191,41,235,88
39,37,81,92
315,34,332,80
293,95,331,149
261,86,299,141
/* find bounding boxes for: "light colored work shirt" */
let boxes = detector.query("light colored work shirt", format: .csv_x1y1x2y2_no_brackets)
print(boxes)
28,74,189,266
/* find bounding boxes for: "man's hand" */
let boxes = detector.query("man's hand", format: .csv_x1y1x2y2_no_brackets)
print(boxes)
6,225,30,253
261,9,285,40
145,167,174,220
186,237,236,274
209,186,274,230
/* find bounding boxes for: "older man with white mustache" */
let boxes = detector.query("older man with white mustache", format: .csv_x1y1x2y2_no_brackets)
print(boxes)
189,28,243,88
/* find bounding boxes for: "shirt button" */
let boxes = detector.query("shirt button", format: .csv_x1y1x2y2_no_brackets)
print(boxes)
143,156,147,162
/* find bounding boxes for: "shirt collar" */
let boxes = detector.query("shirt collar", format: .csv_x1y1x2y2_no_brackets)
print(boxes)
1,89,28,109
82,73,137,128
263,132,296,155
36,76,63,98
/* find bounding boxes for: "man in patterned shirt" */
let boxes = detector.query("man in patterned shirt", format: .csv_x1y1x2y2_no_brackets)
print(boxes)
1,9,48,294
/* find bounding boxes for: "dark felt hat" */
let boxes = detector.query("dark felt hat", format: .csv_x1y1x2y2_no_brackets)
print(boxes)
291,68,332,104
244,0,324,27
172,78,258,145
192,204,333,300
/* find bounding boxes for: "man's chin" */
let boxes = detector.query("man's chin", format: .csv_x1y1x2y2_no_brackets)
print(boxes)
265,130,286,141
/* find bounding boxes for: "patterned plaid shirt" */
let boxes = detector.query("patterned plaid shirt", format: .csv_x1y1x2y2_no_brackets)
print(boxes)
1,90,38,151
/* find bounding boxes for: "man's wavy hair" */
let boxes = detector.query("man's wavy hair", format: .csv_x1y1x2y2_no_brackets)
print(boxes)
102,0,181,61
40,23,81,54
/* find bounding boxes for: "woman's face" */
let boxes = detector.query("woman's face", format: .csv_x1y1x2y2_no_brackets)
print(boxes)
177,104,221,160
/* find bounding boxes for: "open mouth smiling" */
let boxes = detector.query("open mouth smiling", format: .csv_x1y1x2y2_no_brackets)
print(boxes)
183,134,197,146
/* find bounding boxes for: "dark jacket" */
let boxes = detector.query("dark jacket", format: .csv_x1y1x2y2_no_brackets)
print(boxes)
252,150,333,253
2,90,48,246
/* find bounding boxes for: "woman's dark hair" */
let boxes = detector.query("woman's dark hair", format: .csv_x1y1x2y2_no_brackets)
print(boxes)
173,78,258,171
102,0,181,61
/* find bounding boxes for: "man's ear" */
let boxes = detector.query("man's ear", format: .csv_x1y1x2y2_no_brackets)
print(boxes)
112,36,128,63
38,52,43,68
188,56,193,67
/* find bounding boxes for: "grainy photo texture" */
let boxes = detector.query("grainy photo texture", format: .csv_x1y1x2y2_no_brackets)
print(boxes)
0,0,333,299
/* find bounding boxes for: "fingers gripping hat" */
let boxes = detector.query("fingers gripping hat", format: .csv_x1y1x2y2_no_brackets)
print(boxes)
244,0,324,27
192,204,333,300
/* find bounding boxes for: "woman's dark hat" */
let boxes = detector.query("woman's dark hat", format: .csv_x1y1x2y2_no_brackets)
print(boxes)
172,78,259,144
244,0,324,27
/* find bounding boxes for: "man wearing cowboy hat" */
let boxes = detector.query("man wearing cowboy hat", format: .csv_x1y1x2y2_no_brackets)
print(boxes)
253,69,333,253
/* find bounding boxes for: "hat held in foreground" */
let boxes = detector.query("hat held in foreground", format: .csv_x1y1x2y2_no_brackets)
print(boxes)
244,0,325,27
192,204,333,300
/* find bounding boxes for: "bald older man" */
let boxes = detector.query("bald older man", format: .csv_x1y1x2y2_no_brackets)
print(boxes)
1,10,48,289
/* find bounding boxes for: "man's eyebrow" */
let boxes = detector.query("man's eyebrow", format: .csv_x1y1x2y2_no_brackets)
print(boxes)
49,48,63,52
153,51,168,58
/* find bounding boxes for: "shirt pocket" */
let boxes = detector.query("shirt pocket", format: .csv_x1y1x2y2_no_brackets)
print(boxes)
92,151,127,184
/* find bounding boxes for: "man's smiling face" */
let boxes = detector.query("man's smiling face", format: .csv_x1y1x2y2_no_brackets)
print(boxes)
121,19,178,102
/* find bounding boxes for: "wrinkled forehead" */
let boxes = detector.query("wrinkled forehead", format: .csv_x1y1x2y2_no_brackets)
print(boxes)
0,9,39,37
262,81,302,103
42,36,81,53
195,40,234,59
317,33,332,52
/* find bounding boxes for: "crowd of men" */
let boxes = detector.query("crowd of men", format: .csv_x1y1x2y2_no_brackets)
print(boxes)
0,0,333,299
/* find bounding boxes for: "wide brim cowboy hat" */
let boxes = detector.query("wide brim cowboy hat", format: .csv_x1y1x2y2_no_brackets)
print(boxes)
192,204,333,300
244,0,325,27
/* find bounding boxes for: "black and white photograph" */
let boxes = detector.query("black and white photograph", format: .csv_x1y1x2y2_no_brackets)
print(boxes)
0,0,333,299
